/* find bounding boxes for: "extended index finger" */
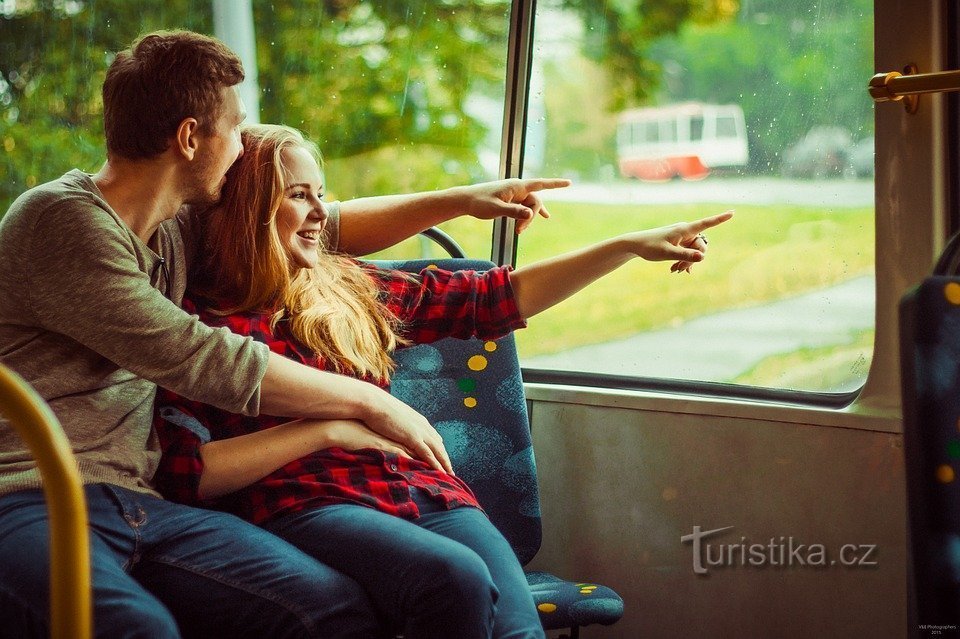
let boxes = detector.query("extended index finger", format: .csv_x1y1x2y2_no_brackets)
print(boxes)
689,209,734,232
688,210,735,233
518,177,572,193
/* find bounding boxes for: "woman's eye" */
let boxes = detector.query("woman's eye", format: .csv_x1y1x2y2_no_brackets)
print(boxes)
291,191,306,199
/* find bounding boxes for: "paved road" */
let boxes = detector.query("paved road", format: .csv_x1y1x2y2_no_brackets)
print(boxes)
523,275,875,384
539,177,873,208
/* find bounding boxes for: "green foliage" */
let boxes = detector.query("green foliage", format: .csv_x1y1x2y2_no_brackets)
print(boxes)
0,0,214,207
647,0,874,172
1,0,725,212
565,0,738,108
253,1,509,163
513,201,874,357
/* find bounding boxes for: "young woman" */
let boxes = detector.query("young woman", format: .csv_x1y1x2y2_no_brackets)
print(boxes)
154,124,732,639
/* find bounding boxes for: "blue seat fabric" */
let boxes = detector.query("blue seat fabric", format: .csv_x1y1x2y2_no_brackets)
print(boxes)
374,258,624,632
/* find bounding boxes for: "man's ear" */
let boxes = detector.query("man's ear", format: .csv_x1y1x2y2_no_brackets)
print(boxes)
175,118,200,161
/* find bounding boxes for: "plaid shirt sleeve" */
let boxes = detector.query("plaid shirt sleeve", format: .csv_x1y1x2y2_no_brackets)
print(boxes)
153,386,210,505
367,264,527,343
153,295,225,506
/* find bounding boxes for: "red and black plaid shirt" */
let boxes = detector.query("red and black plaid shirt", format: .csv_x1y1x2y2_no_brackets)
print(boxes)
154,262,525,525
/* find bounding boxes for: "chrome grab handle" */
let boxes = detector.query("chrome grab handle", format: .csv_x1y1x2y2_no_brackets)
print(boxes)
869,64,960,113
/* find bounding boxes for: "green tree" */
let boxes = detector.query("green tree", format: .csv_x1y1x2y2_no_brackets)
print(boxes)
648,0,874,172
1,0,734,212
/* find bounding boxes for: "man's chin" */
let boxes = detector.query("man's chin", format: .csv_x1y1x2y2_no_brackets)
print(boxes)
185,189,222,207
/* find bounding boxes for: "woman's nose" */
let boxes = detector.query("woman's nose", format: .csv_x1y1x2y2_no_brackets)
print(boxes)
313,200,329,222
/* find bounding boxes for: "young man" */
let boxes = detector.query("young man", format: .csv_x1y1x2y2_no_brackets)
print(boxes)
0,30,565,638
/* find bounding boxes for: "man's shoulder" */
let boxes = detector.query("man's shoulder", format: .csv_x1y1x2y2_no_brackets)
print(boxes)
3,170,106,230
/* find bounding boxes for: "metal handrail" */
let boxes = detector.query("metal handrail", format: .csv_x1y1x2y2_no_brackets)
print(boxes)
869,65,960,113
0,364,91,639
419,226,467,258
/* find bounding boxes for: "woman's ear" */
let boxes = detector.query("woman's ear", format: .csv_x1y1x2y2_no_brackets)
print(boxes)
174,118,200,161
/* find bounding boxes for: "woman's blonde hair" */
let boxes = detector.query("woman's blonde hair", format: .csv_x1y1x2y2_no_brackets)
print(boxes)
193,124,401,381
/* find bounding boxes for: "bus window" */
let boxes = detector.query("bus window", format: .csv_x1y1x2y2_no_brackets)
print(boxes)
519,0,874,397
644,120,661,143
716,114,738,139
0,1,512,261
690,114,705,141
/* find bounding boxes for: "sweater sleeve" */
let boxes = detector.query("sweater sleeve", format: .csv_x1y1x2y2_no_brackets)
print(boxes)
27,199,269,416
372,264,527,343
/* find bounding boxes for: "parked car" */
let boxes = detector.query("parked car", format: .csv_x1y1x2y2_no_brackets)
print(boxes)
781,126,854,179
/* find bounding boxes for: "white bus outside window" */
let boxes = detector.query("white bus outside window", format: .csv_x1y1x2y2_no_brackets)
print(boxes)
616,103,748,182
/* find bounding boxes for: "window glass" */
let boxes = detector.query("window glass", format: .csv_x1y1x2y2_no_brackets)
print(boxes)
716,115,737,138
518,0,875,394
663,118,678,143
0,0,511,261
690,114,705,141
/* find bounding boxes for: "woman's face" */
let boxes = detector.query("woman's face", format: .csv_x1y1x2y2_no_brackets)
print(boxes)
276,145,328,270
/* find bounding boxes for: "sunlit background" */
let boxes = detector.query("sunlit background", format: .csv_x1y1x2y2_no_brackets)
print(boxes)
0,0,874,394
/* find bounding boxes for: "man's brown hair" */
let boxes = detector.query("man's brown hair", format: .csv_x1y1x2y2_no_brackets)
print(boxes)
102,30,244,159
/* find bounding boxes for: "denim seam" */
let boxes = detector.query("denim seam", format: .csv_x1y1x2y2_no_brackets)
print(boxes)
142,555,318,634
101,484,144,570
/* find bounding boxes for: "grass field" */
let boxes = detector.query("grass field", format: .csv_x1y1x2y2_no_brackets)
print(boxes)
372,201,875,364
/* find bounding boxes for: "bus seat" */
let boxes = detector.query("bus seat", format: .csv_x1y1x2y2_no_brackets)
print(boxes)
0,363,92,639
376,258,624,638
900,274,960,634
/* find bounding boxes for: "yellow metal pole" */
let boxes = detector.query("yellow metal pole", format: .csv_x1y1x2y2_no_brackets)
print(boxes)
0,364,91,639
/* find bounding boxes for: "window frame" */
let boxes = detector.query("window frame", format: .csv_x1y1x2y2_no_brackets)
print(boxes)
495,0,901,409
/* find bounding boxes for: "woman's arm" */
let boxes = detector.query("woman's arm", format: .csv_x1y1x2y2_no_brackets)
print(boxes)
510,211,734,319
197,419,412,500
258,352,452,474
337,178,571,255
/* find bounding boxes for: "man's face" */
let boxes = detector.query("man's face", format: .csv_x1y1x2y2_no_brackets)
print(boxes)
185,85,245,205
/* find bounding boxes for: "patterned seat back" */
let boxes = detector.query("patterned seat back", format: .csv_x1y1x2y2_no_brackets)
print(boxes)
900,276,960,626
373,258,542,565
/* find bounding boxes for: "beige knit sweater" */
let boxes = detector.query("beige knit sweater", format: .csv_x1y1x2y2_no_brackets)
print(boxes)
0,170,285,497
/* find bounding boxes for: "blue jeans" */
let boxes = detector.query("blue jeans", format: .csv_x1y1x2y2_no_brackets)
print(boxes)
264,492,544,639
0,484,384,639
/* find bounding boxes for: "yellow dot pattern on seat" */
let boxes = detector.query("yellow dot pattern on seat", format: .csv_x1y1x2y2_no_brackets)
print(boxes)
455,342,499,410
537,603,557,613
946,282,960,305
937,464,955,483
467,355,487,371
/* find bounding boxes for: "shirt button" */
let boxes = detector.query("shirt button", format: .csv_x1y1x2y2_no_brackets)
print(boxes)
389,464,398,472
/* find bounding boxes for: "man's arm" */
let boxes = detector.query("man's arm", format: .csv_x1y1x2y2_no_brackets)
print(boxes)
336,178,571,256
259,352,452,473
26,202,451,472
